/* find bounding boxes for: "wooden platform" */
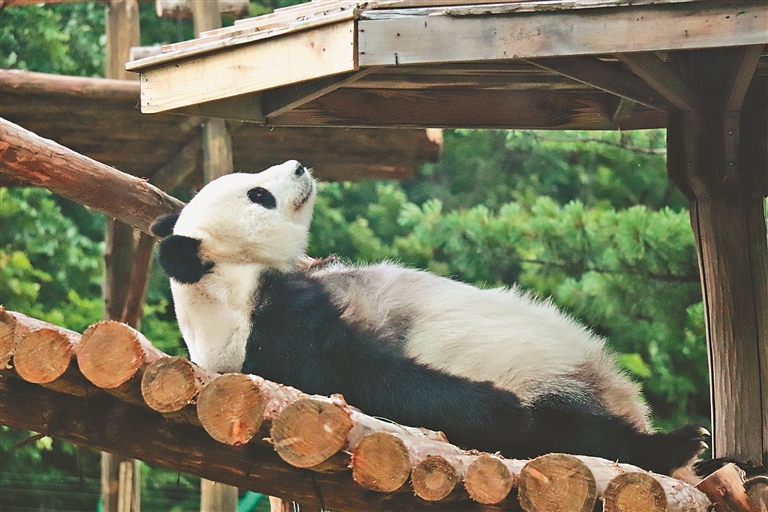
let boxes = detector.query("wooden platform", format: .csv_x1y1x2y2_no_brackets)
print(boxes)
126,0,768,130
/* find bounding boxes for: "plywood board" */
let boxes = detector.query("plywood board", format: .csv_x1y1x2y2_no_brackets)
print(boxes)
358,1,768,65
136,20,357,113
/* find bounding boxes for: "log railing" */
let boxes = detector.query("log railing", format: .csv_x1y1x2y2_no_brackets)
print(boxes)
2,307,753,512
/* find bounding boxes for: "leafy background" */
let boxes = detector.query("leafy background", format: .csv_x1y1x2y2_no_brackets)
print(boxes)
0,1,722,510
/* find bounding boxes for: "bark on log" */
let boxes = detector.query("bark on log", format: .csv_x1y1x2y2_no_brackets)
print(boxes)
744,476,768,512
0,376,498,512
272,398,450,474
141,356,216,413
696,463,751,512
464,454,527,505
604,470,711,512
1,308,96,397
518,453,598,512
77,320,164,404
0,118,184,234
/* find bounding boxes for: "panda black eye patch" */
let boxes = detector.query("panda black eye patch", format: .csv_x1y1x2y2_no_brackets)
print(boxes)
247,187,277,209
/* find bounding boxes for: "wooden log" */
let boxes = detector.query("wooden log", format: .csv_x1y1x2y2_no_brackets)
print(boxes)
271,398,354,471
197,373,270,446
0,376,498,511
0,307,51,369
604,471,711,512
464,454,527,505
272,397,450,474
0,118,185,234
77,320,164,405
744,476,768,512
518,453,597,512
141,356,216,413
696,463,751,512
411,454,469,502
352,432,412,493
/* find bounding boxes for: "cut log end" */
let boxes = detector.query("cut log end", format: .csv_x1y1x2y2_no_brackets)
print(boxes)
352,432,411,493
464,454,515,505
744,475,768,512
696,463,751,512
78,321,151,388
141,357,213,413
14,328,76,384
197,373,265,446
271,398,353,469
518,453,597,512
604,472,667,512
411,455,459,502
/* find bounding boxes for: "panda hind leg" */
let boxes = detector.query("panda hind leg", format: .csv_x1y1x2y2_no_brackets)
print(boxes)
525,394,707,476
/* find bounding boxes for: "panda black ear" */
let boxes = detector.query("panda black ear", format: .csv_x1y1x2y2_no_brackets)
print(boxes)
150,213,180,238
157,234,214,284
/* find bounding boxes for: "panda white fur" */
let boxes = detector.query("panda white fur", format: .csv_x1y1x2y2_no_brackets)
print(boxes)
151,160,705,476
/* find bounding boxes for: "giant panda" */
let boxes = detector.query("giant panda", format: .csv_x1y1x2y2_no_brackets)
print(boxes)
151,160,706,477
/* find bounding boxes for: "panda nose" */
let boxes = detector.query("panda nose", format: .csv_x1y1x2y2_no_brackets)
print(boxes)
295,164,306,177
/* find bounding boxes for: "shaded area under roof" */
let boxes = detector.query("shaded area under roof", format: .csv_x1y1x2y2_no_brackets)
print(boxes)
0,70,442,188
125,0,768,130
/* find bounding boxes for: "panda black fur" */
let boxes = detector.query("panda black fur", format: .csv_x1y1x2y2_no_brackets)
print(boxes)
152,160,705,477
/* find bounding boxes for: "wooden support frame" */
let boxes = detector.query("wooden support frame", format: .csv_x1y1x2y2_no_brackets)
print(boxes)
662,47,768,468
526,56,672,112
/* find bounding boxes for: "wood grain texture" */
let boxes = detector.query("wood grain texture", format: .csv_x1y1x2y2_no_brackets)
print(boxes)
358,2,768,66
0,376,500,511
0,118,185,233
135,19,356,113
269,88,665,129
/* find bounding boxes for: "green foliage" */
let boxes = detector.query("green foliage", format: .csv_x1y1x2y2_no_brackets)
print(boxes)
1,3,105,76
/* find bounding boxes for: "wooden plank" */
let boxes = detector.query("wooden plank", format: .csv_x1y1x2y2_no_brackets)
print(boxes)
128,10,355,71
267,88,665,129
135,20,356,113
368,0,700,11
262,69,374,118
527,56,673,111
358,2,768,66
615,53,705,113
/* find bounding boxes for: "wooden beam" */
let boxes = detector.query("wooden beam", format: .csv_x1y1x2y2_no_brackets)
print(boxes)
262,70,375,119
0,118,184,234
358,1,768,66
723,45,764,113
615,52,705,113
526,56,672,111
267,88,665,130
0,376,498,511
132,19,357,114
155,0,249,19
149,135,202,191
611,98,637,126
665,49,767,468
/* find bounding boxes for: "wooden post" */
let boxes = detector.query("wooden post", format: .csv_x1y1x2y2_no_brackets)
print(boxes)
103,1,143,510
663,48,767,467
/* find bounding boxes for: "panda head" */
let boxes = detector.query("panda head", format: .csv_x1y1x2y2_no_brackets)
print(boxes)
152,160,316,283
